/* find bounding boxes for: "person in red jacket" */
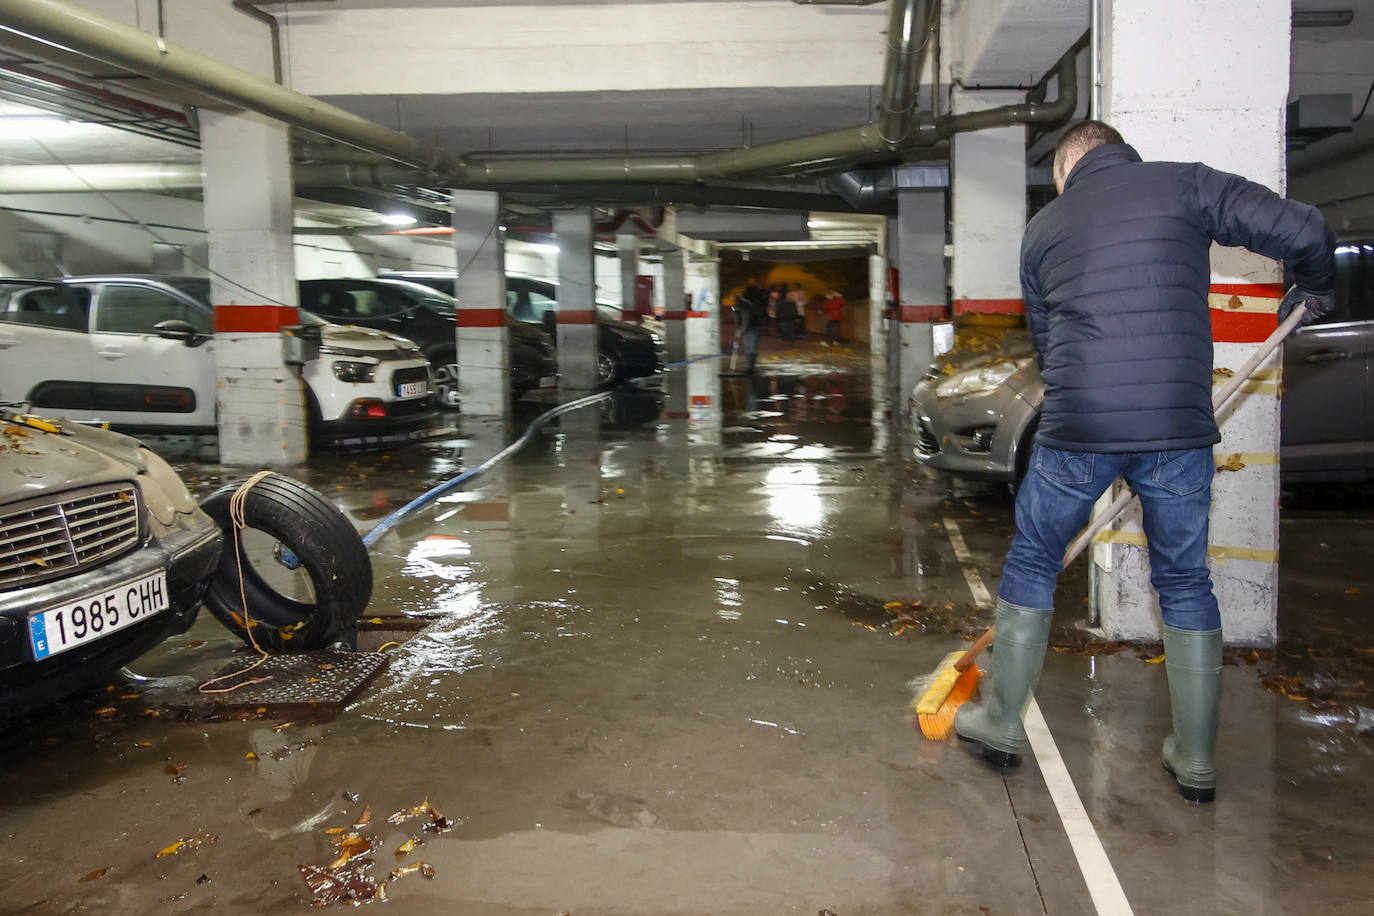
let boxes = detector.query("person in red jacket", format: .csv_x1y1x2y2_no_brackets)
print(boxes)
821,290,846,346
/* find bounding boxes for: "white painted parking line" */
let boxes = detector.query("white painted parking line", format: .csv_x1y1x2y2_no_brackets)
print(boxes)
941,518,994,609
941,516,1134,916
1024,700,1135,915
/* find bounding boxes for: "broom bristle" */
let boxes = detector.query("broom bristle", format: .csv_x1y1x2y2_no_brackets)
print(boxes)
916,664,981,740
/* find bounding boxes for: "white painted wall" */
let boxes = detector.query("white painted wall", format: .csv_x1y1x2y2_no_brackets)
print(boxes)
282,2,886,96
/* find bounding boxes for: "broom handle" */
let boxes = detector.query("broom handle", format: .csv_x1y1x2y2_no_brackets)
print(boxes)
951,303,1306,675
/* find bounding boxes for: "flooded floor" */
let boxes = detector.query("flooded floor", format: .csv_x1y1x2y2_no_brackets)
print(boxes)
2,340,1372,914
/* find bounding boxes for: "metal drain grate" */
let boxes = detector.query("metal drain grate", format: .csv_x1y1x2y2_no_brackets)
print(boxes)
166,650,388,720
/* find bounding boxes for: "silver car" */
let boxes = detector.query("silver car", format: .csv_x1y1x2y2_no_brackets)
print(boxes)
911,237,1374,484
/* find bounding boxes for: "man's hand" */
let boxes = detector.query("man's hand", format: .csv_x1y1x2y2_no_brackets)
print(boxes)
1278,286,1335,327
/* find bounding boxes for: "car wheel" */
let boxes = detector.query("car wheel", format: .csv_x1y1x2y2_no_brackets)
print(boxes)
200,474,372,651
597,351,620,386
432,360,460,409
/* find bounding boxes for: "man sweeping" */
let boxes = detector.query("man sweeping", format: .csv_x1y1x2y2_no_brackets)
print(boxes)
954,120,1335,803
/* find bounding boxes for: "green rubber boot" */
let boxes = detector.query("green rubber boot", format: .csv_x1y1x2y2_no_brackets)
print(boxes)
954,598,1053,769
1161,625,1222,804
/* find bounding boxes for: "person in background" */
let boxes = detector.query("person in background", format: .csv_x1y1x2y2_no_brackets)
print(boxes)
821,290,846,346
775,289,800,342
787,284,810,338
733,289,768,374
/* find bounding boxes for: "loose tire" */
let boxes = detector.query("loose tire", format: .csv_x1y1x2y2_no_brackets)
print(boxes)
201,474,372,652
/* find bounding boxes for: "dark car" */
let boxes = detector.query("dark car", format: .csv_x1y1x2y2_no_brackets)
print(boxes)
909,237,1374,485
380,271,663,386
298,278,557,404
505,276,663,385
0,409,221,722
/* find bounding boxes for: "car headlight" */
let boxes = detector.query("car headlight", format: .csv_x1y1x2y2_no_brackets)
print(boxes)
136,446,198,531
332,359,378,383
933,358,1030,399
650,332,664,347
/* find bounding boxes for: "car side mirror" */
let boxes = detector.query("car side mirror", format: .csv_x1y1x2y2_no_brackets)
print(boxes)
154,319,208,347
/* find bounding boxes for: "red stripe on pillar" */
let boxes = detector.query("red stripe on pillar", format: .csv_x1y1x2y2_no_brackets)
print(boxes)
456,309,506,327
213,304,299,333
687,310,709,318
663,311,687,320
690,395,711,406
1210,310,1276,342
665,411,690,419
1208,282,1280,342
900,305,948,323
953,298,1024,315
558,309,598,325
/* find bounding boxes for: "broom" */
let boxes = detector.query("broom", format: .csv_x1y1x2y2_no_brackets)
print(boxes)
912,302,1309,740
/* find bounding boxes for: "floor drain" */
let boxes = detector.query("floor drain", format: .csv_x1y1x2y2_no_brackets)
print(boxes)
161,649,387,720
356,614,438,654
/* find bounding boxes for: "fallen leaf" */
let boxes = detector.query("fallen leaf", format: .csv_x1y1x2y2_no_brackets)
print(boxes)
271,721,294,733
95,707,118,717
156,841,183,859
387,862,436,881
395,838,417,856
387,801,433,825
164,764,188,777
245,752,258,761
247,808,264,818
79,867,109,883
134,741,153,748
1346,588,1362,597
185,640,205,648
1143,654,1166,665
353,805,372,828
155,834,217,858
883,601,903,609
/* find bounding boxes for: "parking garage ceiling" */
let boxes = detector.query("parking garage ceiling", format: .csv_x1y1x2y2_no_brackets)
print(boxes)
0,1,1372,239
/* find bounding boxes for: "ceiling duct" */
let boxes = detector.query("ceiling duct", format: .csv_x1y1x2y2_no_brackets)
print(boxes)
0,0,1076,197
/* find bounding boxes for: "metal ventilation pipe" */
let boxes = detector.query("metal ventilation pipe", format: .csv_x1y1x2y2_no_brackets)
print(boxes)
0,0,1076,190
878,0,938,145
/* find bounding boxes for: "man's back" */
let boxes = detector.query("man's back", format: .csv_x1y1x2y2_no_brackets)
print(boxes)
1023,143,1333,453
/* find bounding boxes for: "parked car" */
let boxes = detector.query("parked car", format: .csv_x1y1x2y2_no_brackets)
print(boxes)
0,276,438,449
300,277,557,404
910,238,1374,485
381,270,663,386
0,408,221,722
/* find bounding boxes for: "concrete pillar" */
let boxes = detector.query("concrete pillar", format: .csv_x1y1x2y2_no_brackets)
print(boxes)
554,208,599,392
895,189,949,407
451,190,510,420
617,231,639,322
661,248,687,365
950,89,1026,318
1091,0,1290,645
201,111,306,466
686,255,720,359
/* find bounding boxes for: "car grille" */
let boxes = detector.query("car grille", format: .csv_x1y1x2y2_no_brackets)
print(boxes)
391,366,430,389
915,419,941,455
0,484,142,589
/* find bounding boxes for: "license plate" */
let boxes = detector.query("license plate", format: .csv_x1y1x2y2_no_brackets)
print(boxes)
396,381,429,398
28,570,170,661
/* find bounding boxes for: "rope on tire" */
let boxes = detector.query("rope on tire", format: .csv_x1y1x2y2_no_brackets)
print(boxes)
199,470,277,694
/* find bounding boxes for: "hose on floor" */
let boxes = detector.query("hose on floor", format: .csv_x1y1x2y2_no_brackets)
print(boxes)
360,352,727,548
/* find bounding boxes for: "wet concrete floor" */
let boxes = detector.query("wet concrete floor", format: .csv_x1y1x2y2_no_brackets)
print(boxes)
1,341,1372,914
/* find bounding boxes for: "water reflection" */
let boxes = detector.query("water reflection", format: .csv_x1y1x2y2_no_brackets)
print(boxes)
764,464,824,535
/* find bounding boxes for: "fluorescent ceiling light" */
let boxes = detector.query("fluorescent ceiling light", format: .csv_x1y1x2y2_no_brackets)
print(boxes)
381,212,418,226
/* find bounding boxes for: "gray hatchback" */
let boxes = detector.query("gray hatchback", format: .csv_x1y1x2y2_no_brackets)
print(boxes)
910,237,1374,485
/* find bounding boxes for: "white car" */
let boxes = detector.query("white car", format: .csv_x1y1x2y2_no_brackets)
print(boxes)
0,276,439,448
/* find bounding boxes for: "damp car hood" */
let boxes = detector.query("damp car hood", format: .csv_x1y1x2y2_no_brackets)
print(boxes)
316,321,419,354
0,414,146,500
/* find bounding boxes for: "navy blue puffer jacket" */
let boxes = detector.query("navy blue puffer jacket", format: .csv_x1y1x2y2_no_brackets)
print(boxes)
1022,143,1334,452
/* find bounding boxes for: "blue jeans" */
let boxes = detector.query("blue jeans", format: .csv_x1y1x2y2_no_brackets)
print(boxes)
998,444,1220,631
